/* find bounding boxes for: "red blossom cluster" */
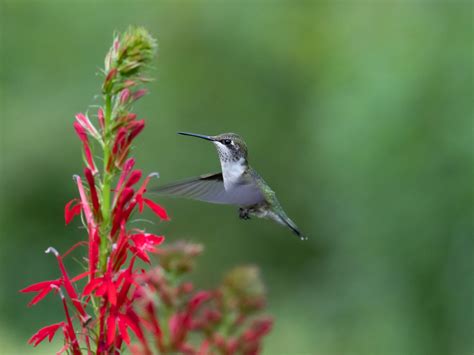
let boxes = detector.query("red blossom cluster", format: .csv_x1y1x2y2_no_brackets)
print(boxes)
132,244,273,355
20,26,273,354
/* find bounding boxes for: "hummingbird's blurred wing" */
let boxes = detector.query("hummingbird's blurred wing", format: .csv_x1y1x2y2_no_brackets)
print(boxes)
150,172,239,205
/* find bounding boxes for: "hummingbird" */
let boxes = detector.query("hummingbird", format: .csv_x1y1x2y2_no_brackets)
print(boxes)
151,132,306,240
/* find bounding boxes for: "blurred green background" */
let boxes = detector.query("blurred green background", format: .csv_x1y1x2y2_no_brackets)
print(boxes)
1,1,473,354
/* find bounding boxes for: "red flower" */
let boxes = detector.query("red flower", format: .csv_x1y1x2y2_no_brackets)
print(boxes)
97,107,105,130
75,113,100,140
134,172,169,220
73,121,97,174
127,119,145,145
132,89,147,101
64,199,81,225
169,291,212,347
126,170,142,188
28,322,65,346
20,279,61,307
45,247,88,321
143,198,169,220
120,89,131,104
130,232,165,263
74,175,96,229
84,167,101,216
83,271,117,306
114,158,136,201
23,27,273,355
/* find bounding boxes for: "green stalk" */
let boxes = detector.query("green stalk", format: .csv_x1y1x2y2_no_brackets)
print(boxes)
99,95,113,272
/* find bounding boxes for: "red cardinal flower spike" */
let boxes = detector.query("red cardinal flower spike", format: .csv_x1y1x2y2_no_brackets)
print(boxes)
21,26,273,355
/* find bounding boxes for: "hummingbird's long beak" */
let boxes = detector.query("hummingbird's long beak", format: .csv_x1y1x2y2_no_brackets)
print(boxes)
178,132,215,141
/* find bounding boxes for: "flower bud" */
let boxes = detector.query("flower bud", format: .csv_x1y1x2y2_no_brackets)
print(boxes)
220,266,266,314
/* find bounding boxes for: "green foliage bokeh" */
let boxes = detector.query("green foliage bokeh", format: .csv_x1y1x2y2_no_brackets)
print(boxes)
0,1,473,354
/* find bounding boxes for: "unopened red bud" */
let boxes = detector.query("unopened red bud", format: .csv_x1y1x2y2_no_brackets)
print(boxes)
205,309,221,323
126,170,142,188
84,168,100,214
126,113,137,122
75,113,99,139
132,89,147,101
120,89,131,104
97,108,104,130
227,338,238,353
104,68,117,84
241,317,273,343
180,282,194,294
127,120,145,143
123,80,137,88
213,334,227,349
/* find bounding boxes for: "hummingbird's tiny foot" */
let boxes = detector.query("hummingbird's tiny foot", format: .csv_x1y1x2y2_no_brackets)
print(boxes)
239,208,251,220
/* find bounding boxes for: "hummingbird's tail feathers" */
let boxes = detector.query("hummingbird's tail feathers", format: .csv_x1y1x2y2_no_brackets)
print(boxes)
277,212,307,241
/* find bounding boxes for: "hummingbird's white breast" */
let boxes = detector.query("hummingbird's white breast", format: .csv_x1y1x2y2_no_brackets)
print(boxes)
219,158,264,206
221,158,246,190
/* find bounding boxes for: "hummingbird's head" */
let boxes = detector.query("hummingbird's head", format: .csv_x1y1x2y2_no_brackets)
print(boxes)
178,132,248,163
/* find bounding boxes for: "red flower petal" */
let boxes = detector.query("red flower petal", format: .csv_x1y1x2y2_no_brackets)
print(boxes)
130,233,164,263
28,286,56,307
120,88,131,103
198,339,210,355
132,89,147,101
135,173,158,212
145,303,162,340
107,313,117,346
83,141,97,174
127,120,145,144
126,170,142,188
60,296,82,354
62,241,88,259
118,315,130,344
73,121,87,142
240,317,273,343
64,199,81,225
20,279,61,293
97,108,104,130
75,113,99,139
168,312,184,343
28,322,65,346
116,258,136,307
46,248,87,319
123,309,147,345
188,291,212,314
83,277,102,296
70,271,90,283
75,176,95,229
104,68,117,86
108,279,117,306
74,122,97,173
113,128,127,155
89,229,100,278
20,279,62,307
84,168,100,215
131,246,150,263
143,198,169,220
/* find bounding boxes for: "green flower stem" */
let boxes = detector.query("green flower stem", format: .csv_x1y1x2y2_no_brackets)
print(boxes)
99,94,113,272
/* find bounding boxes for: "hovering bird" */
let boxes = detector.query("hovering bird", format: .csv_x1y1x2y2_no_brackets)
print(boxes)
151,132,306,240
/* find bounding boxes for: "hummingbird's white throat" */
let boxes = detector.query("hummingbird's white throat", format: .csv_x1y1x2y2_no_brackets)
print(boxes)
213,141,247,190
221,158,246,190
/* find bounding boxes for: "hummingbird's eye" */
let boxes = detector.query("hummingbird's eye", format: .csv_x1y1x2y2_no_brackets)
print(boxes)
222,139,232,145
